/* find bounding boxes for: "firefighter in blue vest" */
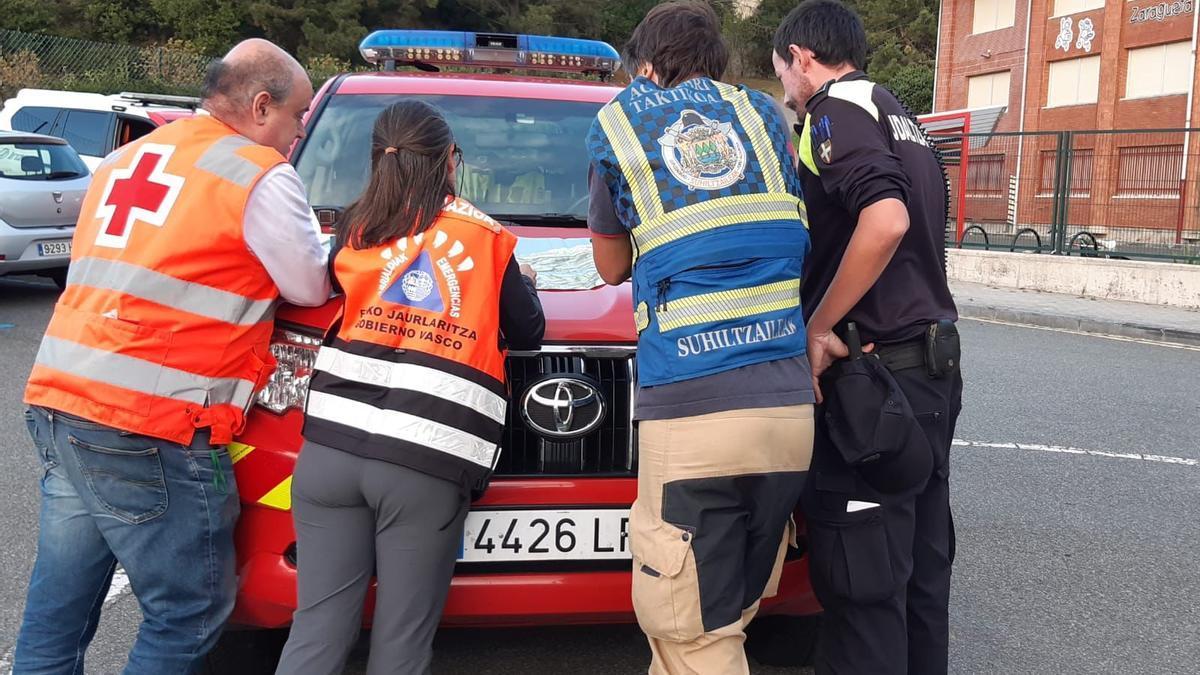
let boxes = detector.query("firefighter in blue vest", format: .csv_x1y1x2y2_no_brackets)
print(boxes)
587,2,814,672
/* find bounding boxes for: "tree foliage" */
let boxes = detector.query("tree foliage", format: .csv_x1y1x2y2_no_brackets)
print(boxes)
0,0,938,110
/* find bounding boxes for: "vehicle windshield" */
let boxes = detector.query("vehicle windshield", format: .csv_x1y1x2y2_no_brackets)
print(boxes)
0,142,88,181
295,94,603,222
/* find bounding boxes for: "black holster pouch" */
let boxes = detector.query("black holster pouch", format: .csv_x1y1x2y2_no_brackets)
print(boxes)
822,323,934,494
924,319,960,379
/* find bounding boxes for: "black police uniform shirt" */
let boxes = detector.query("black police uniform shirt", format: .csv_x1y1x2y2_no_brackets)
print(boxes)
799,71,958,344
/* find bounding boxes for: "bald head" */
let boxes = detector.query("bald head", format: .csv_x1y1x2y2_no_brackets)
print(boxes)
200,39,313,155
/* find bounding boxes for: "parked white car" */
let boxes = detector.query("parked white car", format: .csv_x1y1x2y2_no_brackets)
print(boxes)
0,89,196,170
0,130,90,288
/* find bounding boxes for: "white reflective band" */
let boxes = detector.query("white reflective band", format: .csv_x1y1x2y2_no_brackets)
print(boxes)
68,257,276,326
306,390,498,468
36,335,257,408
194,135,263,187
314,347,506,424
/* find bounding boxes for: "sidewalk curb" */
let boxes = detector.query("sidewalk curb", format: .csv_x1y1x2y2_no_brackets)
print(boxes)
957,301,1200,347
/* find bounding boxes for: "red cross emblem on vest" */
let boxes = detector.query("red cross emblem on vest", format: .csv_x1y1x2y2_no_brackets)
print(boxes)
95,143,185,249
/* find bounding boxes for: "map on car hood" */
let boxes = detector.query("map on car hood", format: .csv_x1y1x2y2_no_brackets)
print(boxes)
515,237,603,291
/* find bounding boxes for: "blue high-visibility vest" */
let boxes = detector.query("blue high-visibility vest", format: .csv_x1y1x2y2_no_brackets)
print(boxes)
587,76,811,386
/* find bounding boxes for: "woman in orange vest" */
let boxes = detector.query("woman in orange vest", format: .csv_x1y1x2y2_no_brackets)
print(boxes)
276,101,544,675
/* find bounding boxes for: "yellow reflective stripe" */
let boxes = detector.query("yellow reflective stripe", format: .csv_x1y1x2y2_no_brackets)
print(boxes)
228,442,255,464
633,193,802,253
658,279,802,333
597,104,664,222
257,476,293,511
714,83,786,194
799,113,820,177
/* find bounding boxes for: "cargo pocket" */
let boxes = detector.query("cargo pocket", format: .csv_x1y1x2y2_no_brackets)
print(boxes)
805,472,897,607
629,500,704,642
69,435,168,525
808,511,896,606
60,309,172,417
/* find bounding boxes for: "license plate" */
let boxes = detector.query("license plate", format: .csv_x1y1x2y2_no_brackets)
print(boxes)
458,509,630,563
37,241,71,257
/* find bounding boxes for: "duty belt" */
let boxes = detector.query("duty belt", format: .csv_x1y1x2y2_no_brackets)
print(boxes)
874,339,925,372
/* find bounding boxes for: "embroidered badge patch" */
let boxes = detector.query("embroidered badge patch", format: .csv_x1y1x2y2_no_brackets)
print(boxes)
658,110,747,191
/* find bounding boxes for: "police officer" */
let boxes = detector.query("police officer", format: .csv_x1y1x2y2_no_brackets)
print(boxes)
772,1,963,673
588,2,815,673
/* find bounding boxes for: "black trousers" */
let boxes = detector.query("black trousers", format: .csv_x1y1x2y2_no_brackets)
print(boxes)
802,362,963,675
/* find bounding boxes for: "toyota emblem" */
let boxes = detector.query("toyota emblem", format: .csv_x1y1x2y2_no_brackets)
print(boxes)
521,376,606,439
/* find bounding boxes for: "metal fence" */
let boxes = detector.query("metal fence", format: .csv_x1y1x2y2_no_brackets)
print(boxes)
944,128,1200,264
0,29,210,99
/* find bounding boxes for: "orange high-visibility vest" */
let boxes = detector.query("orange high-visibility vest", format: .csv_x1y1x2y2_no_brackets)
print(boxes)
25,115,287,445
302,197,517,486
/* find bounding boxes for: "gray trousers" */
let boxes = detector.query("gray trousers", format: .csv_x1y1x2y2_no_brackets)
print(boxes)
276,441,467,675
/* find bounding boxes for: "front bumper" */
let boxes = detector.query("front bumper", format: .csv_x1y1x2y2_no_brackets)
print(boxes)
229,409,821,629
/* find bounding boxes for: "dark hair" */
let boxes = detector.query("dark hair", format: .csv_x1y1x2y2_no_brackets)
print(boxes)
623,1,729,87
340,101,456,249
773,0,868,70
200,57,293,109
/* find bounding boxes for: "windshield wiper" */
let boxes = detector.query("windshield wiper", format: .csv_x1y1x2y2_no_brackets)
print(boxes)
492,213,586,225
46,171,82,180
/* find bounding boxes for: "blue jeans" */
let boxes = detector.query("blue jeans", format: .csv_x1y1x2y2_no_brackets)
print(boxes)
14,407,240,675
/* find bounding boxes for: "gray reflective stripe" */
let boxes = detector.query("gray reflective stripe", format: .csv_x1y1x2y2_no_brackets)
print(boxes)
195,136,263,187
306,391,498,468
68,256,276,326
632,194,803,253
36,335,257,408
657,278,802,333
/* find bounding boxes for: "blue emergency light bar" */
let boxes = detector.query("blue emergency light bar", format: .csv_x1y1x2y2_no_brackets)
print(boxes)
358,30,620,78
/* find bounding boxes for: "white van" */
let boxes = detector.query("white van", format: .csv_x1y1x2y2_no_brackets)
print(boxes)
0,89,197,169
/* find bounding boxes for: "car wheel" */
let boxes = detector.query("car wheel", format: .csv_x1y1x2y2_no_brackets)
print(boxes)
198,628,288,675
48,268,68,290
745,614,821,667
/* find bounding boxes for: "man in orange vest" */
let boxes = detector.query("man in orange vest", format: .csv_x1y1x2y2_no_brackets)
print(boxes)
15,39,330,674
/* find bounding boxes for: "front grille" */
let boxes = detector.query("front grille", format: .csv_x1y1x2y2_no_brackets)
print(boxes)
498,349,636,476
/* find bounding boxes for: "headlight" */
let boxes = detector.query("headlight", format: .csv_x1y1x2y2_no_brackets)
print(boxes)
256,329,321,414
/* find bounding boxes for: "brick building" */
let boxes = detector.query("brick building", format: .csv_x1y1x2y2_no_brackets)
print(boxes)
933,0,1200,249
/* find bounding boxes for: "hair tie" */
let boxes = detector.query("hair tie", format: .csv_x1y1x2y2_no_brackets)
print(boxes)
384,147,398,155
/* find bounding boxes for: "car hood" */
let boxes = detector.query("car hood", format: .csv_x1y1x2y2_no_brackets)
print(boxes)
276,225,636,344
0,174,89,229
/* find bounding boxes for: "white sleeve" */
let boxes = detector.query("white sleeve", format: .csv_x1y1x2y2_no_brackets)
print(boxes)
243,164,332,307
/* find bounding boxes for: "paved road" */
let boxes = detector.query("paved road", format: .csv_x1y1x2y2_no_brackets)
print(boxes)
1,275,1198,674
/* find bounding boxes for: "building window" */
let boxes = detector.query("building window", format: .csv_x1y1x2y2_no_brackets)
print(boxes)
972,0,1016,33
967,71,1012,108
1052,0,1104,17
1125,42,1192,100
1037,149,1094,197
1047,55,1101,107
1116,145,1183,198
967,154,1007,196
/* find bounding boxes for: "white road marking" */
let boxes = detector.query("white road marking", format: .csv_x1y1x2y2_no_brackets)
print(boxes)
105,568,131,605
954,439,1198,467
960,317,1200,352
0,568,132,674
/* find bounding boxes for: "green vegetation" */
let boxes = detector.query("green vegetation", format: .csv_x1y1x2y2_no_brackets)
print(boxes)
0,0,937,112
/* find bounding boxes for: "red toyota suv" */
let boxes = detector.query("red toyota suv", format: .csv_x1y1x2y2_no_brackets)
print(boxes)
206,30,821,671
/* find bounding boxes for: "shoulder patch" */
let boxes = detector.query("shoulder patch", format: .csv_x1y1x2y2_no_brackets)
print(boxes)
826,80,879,122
